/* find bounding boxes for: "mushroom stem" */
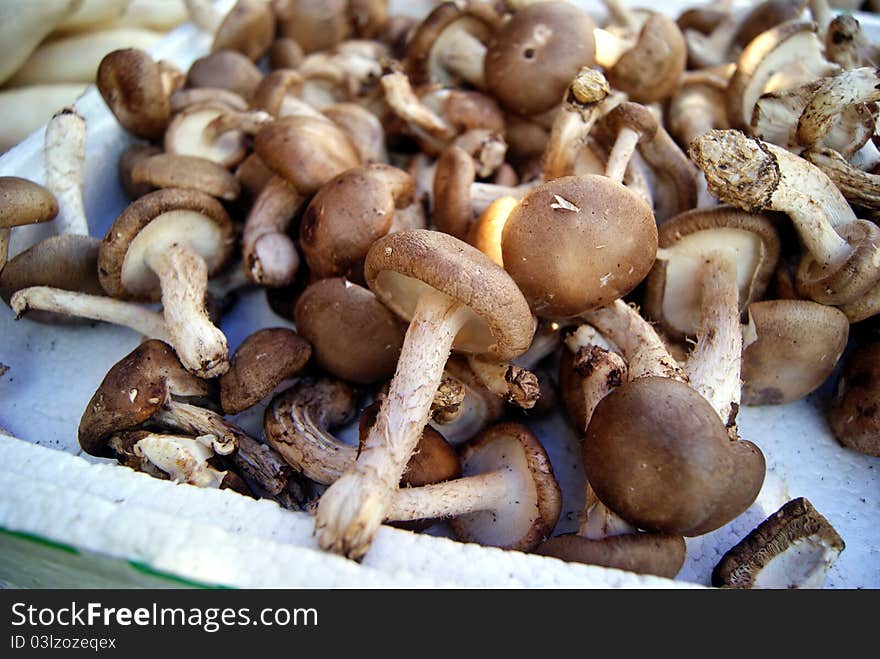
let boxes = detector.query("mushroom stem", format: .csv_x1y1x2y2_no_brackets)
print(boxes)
604,126,642,185
684,249,743,433
204,108,273,142
578,481,636,539
133,432,228,489
436,28,488,89
143,241,229,378
592,27,635,69
314,287,472,558
796,67,880,150
580,299,686,381
470,181,537,215
10,285,170,341
466,354,540,409
387,468,515,522
689,130,855,268
380,67,455,141
43,107,89,236
241,175,303,286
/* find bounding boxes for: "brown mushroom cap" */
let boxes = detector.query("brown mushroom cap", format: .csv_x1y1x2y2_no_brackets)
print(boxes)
119,143,162,200
294,277,405,385
712,497,845,588
98,188,235,302
583,376,766,537
97,49,172,141
185,50,263,100
219,328,313,415
448,421,561,552
433,143,478,240
828,341,880,457
535,532,687,579
741,299,849,406
274,0,350,53
212,0,276,62
364,229,534,361
299,163,414,279
500,175,658,319
131,153,241,201
644,206,781,339
78,340,211,457
0,177,58,229
484,2,596,115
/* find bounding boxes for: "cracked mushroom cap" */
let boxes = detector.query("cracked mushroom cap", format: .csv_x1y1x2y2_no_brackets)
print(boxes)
364,229,534,361
219,328,313,415
712,497,845,588
535,532,687,579
583,376,766,537
448,421,561,552
500,175,658,319
0,176,58,230
644,206,780,340
299,163,415,279
78,339,211,457
828,341,880,457
294,277,404,385
484,2,596,116
98,188,235,302
97,49,172,141
741,299,849,406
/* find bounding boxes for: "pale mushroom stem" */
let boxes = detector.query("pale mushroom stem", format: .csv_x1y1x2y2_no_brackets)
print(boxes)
684,249,743,433
580,299,686,381
470,181,537,215
387,468,514,522
604,127,642,185
380,69,455,140
43,108,90,237
796,67,880,149
437,29,488,89
204,109,273,142
593,28,635,69
601,0,642,34
430,379,491,440
143,242,229,379
578,482,636,538
466,354,540,409
134,432,228,489
242,176,303,286
314,287,472,558
10,286,171,341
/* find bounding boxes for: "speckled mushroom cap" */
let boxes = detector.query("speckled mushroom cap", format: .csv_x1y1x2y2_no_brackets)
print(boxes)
584,376,766,537
643,205,780,339
294,277,405,384
219,328,313,415
253,115,361,195
0,177,58,229
741,299,849,406
98,188,235,302
448,421,562,552
78,340,211,457
484,1,597,116
364,229,534,361
500,175,658,319
299,163,414,279
97,49,172,141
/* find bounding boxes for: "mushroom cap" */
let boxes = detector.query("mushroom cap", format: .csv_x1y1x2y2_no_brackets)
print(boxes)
212,0,277,62
601,101,659,143
275,0,350,53
448,421,562,552
185,50,263,99
294,277,405,385
164,102,249,168
219,328,313,415
484,2,596,115
712,497,845,588
78,340,211,456
98,188,235,302
253,116,361,194
500,175,658,319
97,49,171,141
131,153,241,201
433,143,477,240
1,234,103,305
583,376,766,537
364,229,535,361
741,299,849,406
733,0,806,50
644,205,780,339
119,143,162,200
607,13,687,104
299,163,414,279
535,532,687,579
0,176,58,229
828,341,880,457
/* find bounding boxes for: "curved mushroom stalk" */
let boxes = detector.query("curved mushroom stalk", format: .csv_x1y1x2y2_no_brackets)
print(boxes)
133,431,230,489
314,230,534,559
466,354,540,409
43,107,89,237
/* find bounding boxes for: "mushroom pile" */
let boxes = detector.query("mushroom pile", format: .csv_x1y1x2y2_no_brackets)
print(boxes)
3,0,878,589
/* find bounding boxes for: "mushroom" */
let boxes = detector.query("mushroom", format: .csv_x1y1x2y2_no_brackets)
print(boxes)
240,115,361,287
294,277,404,385
689,130,880,310
219,328,313,415
429,355,506,446
97,188,236,378
0,177,58,273
500,175,658,320
185,49,264,100
313,229,534,558
274,0,351,54
211,0,276,62
741,299,850,406
130,153,241,201
388,422,562,552
827,340,880,457
712,497,845,588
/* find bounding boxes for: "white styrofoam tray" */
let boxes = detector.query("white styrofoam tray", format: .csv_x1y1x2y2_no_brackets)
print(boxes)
0,1,877,588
